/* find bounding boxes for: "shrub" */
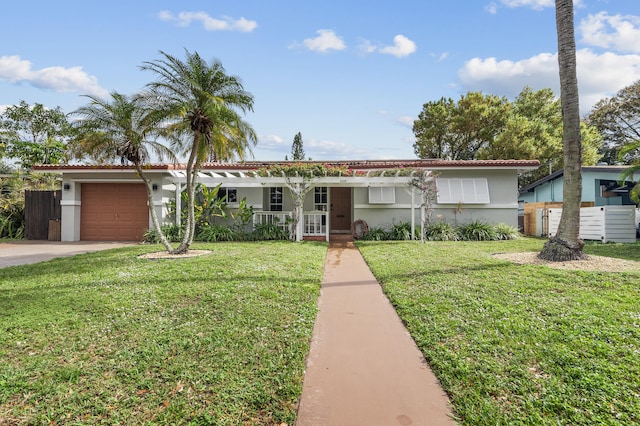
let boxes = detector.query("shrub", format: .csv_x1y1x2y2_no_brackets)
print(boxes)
251,223,288,241
360,227,389,241
196,224,241,242
493,223,520,240
143,224,183,243
388,222,412,241
424,221,459,241
458,220,496,241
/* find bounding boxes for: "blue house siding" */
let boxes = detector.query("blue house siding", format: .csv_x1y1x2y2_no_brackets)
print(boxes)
519,167,638,207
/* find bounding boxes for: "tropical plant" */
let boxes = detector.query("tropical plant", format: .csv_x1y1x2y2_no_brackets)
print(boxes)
141,50,256,253
388,222,412,241
360,227,389,241
196,223,240,242
424,221,460,241
143,224,183,243
251,222,288,240
72,92,177,252
539,0,586,261
458,220,497,241
493,223,521,240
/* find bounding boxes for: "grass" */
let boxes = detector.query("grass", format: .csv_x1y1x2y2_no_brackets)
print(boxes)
0,242,327,425
357,238,640,425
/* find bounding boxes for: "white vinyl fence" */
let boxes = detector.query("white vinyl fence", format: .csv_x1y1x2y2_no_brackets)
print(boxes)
547,205,636,243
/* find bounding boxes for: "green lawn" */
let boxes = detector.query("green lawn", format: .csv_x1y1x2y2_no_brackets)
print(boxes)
0,242,327,425
357,238,640,425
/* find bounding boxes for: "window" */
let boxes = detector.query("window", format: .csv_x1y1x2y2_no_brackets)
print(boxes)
436,178,490,204
314,187,328,211
269,187,283,211
216,187,237,203
368,187,395,204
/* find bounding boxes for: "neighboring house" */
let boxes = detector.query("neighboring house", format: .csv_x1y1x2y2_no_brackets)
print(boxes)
34,159,539,242
519,166,638,207
518,166,640,239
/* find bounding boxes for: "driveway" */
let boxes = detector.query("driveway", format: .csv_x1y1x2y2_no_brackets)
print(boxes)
0,241,137,268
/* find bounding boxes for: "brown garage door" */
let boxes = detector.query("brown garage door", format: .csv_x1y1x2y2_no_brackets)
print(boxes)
81,183,149,241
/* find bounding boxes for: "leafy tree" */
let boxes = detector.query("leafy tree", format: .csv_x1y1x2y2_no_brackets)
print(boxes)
413,92,508,160
539,0,585,261
0,101,73,169
141,50,256,254
72,92,177,252
587,79,640,165
481,87,602,186
414,87,602,187
291,132,305,160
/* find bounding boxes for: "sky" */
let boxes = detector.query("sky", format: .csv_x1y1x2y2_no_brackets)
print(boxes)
1,0,640,161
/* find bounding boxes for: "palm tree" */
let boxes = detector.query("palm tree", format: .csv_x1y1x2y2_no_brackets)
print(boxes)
140,50,256,253
72,92,177,252
539,0,585,261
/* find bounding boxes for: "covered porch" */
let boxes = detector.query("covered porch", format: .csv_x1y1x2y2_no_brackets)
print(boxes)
168,169,429,242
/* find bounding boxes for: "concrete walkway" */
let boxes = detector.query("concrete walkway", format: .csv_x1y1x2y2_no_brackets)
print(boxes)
0,241,136,268
296,242,457,426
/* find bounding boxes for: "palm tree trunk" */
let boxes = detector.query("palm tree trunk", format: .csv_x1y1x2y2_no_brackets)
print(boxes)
539,0,586,261
173,134,200,254
134,163,174,252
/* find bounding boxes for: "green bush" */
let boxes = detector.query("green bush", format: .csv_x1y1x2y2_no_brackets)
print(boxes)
360,227,389,241
424,221,460,241
251,223,288,241
388,222,412,241
458,220,496,241
196,224,241,242
493,223,520,240
143,224,183,243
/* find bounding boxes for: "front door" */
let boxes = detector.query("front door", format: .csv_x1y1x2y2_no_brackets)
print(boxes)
330,187,352,232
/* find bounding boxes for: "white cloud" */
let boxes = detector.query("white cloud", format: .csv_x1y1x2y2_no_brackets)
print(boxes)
306,138,372,159
299,29,346,53
358,35,417,58
499,0,554,10
158,10,257,32
0,55,107,97
357,38,377,55
490,0,582,13
579,12,640,54
396,116,415,129
258,134,286,149
485,2,499,14
458,49,640,113
379,35,417,58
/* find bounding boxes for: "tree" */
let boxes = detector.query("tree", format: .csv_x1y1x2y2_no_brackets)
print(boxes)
0,101,73,169
413,92,508,160
72,92,177,252
291,132,305,160
539,0,586,261
141,50,256,254
587,80,640,165
413,87,602,188
480,87,602,186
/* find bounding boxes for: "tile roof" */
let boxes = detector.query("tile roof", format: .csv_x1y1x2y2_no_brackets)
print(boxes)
33,159,540,172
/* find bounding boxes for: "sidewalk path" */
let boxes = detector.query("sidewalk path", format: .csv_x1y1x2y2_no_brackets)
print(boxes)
296,242,456,426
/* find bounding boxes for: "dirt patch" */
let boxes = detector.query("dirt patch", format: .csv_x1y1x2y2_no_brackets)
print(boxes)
138,250,211,260
492,252,640,272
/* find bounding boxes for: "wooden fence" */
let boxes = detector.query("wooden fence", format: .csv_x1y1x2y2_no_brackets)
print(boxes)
24,190,62,240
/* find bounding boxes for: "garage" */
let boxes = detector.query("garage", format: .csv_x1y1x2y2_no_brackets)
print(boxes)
80,183,149,241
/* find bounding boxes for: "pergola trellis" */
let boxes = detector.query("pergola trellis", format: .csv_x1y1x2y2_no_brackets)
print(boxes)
168,168,434,241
